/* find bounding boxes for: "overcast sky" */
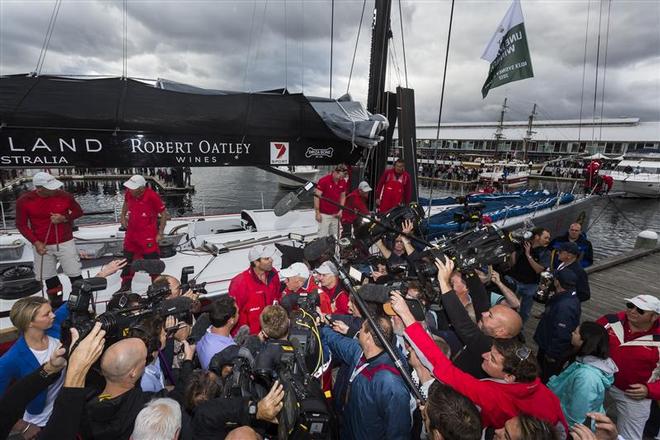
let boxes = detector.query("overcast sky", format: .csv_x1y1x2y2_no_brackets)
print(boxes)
1,0,658,125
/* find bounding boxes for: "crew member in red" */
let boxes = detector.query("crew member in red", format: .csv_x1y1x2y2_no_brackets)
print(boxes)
280,262,331,314
315,165,348,238
15,172,83,306
596,295,660,440
228,244,281,334
315,261,349,315
118,175,169,292
375,158,412,213
585,160,601,191
340,181,372,238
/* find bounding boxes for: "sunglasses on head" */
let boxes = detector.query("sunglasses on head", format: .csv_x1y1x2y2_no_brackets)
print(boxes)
626,302,647,315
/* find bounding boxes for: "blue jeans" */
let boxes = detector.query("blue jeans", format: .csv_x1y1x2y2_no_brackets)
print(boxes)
516,282,538,322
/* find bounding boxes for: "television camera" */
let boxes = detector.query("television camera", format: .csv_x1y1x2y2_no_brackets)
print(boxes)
60,265,200,352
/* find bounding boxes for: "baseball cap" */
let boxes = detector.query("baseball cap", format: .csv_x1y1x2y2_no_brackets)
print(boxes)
32,172,63,190
383,298,426,321
248,244,275,262
280,262,310,279
624,294,660,314
555,269,578,290
314,261,338,276
123,174,147,190
558,241,580,255
358,181,373,192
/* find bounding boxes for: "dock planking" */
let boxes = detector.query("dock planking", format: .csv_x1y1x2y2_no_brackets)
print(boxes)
523,246,660,344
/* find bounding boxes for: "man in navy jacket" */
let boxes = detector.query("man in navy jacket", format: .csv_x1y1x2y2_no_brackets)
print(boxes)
534,270,582,383
321,315,411,439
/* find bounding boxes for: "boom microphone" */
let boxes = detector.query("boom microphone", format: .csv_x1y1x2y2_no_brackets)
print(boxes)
273,181,315,216
132,259,166,275
357,284,392,304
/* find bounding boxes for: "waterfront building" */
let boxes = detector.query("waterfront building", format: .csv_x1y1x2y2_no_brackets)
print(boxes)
392,118,660,162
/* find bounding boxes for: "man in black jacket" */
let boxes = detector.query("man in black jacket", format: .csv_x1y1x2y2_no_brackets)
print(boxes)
435,258,523,379
83,336,195,440
554,241,591,302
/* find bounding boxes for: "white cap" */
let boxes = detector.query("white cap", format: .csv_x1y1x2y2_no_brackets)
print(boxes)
625,295,660,314
280,262,310,279
314,261,338,276
248,244,275,262
123,175,147,190
33,172,63,190
358,181,373,192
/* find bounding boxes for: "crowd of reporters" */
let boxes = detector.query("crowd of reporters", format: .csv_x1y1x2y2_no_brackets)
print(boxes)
1,212,659,440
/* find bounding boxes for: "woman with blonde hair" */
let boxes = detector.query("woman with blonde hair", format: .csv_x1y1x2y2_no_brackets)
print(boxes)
0,296,68,438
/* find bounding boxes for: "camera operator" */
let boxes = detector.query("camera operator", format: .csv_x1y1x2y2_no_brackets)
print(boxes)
319,311,412,439
508,227,552,322
83,334,195,440
374,219,419,267
191,380,284,440
533,270,581,383
191,308,289,440
433,257,523,379
315,261,350,315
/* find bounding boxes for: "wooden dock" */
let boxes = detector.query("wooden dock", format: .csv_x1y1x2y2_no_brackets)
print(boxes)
523,246,660,342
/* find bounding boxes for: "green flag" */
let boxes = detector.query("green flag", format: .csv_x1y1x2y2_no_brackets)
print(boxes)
481,0,534,98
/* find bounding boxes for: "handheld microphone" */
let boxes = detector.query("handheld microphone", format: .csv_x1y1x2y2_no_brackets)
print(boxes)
273,181,315,216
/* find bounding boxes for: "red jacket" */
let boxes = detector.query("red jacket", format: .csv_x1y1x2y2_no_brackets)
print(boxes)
228,267,281,335
15,190,83,244
341,189,369,225
405,322,568,435
321,283,349,315
596,311,660,399
375,168,412,213
282,277,332,314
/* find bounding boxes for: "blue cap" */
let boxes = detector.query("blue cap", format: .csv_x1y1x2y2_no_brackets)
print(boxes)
559,241,580,255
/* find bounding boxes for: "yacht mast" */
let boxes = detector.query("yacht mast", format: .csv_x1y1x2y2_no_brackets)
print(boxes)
494,97,508,158
523,103,537,162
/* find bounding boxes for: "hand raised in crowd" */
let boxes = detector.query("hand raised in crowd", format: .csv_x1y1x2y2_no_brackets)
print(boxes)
490,270,502,285
389,291,416,327
624,383,648,400
96,258,128,278
173,321,192,343
257,380,285,423
401,219,414,235
50,213,67,224
42,344,67,376
181,340,196,361
331,320,349,335
523,241,532,257
569,412,618,440
65,323,106,388
434,256,454,294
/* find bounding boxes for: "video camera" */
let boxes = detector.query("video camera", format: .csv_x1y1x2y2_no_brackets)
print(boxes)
354,203,425,247
61,265,200,352
415,224,514,278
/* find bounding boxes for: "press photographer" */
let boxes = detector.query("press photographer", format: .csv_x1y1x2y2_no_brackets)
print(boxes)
217,305,335,439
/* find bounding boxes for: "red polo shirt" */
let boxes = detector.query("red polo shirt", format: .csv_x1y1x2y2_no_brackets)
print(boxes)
341,188,369,225
15,190,83,244
124,187,165,238
316,174,347,215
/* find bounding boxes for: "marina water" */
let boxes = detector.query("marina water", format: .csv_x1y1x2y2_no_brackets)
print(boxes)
2,167,659,261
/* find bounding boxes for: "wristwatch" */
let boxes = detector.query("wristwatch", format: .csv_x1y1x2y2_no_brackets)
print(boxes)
248,401,258,423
